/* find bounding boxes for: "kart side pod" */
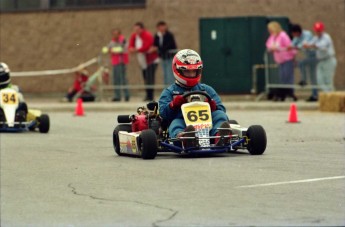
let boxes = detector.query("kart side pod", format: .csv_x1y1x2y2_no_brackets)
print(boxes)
115,129,158,159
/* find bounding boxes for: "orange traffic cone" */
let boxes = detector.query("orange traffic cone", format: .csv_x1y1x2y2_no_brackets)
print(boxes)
74,98,85,116
287,103,299,123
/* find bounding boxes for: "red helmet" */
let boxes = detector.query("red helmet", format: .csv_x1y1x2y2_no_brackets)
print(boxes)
313,22,325,32
172,49,203,88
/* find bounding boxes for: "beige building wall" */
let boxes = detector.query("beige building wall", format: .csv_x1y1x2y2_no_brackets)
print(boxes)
1,0,344,93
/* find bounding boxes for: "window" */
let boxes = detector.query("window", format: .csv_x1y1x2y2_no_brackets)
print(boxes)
0,0,146,12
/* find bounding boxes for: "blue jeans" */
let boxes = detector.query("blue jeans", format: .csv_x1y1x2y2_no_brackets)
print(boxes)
169,110,229,138
316,57,337,93
162,58,175,86
278,60,295,98
299,57,318,98
113,64,129,100
279,60,294,85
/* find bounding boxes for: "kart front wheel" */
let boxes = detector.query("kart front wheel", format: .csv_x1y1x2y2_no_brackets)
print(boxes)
113,124,132,156
246,125,267,155
38,114,50,133
138,129,158,160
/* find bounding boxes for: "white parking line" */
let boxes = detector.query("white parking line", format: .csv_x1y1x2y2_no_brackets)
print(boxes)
237,176,345,188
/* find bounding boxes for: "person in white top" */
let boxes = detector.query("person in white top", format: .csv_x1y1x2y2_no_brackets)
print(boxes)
304,21,337,100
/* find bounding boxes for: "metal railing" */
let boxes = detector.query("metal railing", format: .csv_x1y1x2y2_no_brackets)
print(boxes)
96,52,168,101
252,51,322,101
10,54,169,101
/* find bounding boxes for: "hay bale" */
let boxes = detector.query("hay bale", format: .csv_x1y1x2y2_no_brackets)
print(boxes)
319,92,345,112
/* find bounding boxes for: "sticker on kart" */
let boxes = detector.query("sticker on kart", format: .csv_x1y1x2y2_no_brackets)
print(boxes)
118,131,140,155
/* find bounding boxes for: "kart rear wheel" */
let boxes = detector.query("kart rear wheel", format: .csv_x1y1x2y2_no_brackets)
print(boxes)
246,125,267,155
138,129,157,160
38,114,50,133
113,124,132,156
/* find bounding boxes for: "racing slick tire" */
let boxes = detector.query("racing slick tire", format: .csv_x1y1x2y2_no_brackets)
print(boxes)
246,125,267,155
113,124,132,156
38,114,50,133
138,129,158,160
228,119,239,125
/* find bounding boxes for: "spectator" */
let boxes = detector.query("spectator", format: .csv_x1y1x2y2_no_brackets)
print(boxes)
151,21,178,86
304,21,337,101
291,24,318,102
105,28,130,102
63,68,95,102
266,21,298,101
129,22,159,101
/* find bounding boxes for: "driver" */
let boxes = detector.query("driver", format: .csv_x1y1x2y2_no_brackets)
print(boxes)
0,62,28,122
158,49,231,147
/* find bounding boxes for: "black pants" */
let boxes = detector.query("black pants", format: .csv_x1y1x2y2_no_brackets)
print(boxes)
66,89,78,102
66,90,95,102
270,88,297,101
17,102,28,114
142,63,157,100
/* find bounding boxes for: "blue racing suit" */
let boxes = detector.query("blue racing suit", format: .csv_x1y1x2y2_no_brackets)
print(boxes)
159,83,229,138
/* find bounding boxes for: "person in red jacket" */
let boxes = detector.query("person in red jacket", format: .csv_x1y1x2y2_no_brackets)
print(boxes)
64,69,89,102
128,22,159,101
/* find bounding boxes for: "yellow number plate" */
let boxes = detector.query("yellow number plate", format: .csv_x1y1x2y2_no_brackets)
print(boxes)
182,103,212,126
2,92,18,105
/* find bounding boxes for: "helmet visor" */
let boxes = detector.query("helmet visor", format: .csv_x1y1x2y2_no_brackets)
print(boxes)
179,69,201,78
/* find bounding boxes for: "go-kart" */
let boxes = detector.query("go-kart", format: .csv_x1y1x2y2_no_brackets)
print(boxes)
0,88,50,133
113,91,267,159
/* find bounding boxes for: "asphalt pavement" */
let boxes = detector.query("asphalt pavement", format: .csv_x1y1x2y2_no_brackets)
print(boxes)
1,110,344,226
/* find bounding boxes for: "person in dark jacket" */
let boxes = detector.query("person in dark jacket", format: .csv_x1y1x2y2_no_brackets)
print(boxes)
152,21,177,86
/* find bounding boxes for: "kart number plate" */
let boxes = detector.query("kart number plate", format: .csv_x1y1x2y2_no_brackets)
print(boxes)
182,105,212,126
1,92,18,105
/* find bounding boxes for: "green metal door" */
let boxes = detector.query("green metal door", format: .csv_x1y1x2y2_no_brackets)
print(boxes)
199,18,227,91
200,17,252,93
200,16,290,94
224,17,252,93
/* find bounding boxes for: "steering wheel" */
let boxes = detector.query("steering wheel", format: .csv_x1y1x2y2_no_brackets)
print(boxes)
182,90,212,102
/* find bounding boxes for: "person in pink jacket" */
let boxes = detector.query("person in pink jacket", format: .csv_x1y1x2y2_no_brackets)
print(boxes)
266,21,298,101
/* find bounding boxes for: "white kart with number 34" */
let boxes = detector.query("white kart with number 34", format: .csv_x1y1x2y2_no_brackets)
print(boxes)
0,88,50,133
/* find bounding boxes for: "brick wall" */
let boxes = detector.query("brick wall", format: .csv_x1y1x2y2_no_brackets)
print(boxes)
1,0,344,93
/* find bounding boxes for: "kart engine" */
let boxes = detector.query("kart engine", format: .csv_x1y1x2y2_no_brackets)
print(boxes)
131,114,148,132
131,106,149,132
117,104,161,134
